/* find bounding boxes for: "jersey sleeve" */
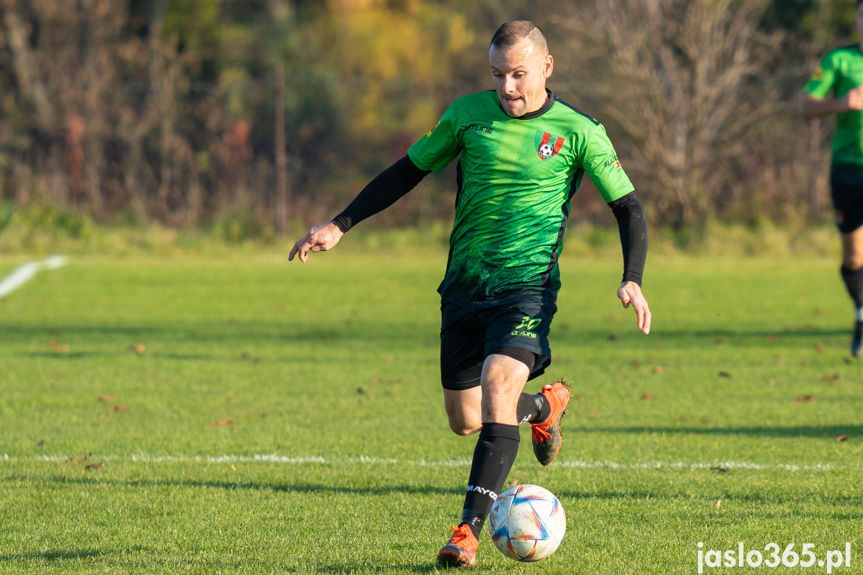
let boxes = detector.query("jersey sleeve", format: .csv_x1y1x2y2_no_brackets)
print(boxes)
804,52,837,99
581,126,635,203
407,104,462,173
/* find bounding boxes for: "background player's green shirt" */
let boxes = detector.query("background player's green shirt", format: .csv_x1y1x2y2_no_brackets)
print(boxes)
805,45,863,167
408,90,634,305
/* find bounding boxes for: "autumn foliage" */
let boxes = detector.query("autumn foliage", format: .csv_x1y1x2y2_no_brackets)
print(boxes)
0,0,856,234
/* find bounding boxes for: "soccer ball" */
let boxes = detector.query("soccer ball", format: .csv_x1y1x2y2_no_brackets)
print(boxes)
488,484,566,562
538,143,554,159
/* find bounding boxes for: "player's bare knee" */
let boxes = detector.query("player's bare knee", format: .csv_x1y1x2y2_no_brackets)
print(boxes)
448,418,480,436
481,384,514,408
444,407,480,435
846,254,863,271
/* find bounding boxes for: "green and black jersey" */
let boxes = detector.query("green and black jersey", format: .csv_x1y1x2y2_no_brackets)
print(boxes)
407,90,634,305
806,45,863,167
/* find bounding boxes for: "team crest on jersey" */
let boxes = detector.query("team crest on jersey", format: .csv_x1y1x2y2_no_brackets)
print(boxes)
535,131,564,160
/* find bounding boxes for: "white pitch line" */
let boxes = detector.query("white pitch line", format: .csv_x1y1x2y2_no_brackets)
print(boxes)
0,255,67,299
3,453,860,472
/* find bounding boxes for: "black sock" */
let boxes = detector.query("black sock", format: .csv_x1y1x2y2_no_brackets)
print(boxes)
516,392,551,424
460,422,520,538
840,265,863,309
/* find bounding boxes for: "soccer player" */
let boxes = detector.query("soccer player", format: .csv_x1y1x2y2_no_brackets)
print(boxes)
800,0,863,357
289,21,651,567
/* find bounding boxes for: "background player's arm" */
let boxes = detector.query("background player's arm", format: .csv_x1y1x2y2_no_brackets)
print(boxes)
288,156,429,263
799,87,863,119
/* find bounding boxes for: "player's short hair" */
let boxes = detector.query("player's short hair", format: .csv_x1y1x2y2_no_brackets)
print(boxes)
490,21,548,56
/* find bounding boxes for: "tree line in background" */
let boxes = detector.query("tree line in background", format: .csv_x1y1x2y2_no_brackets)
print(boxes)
0,0,857,238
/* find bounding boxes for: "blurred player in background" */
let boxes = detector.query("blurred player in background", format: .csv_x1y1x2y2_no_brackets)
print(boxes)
800,0,863,357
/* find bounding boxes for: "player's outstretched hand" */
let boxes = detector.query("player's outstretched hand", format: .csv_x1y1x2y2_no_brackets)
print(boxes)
617,281,651,335
288,221,344,263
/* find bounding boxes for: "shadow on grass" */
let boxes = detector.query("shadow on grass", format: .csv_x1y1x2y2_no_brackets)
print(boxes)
580,424,863,439
13,472,863,508
0,549,448,574
17,350,328,364
0,323,427,346
550,488,863,513
7,474,465,498
0,547,143,563
312,563,443,574
651,327,850,339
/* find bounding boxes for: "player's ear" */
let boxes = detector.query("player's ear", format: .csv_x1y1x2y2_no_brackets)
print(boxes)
543,55,554,79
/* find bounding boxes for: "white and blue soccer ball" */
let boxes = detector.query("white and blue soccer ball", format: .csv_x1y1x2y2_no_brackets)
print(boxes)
488,484,566,562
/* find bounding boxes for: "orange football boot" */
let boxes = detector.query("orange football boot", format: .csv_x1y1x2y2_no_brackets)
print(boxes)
530,380,572,466
437,524,479,568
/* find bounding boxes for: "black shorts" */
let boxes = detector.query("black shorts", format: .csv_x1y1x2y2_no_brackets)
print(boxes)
440,294,557,391
830,164,863,234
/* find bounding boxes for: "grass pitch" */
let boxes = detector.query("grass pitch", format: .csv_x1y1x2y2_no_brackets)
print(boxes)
0,248,861,574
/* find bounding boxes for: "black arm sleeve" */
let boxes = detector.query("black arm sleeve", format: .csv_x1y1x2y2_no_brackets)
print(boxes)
331,155,430,233
608,191,648,286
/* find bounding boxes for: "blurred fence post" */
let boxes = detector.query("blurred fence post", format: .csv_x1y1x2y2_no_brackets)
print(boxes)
807,0,831,223
806,54,822,222
807,111,822,223
274,63,288,235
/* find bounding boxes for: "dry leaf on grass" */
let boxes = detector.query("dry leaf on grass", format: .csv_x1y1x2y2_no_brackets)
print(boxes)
50,341,70,353
61,453,90,465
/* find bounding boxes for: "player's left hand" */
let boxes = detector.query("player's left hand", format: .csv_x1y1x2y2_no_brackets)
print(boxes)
617,281,651,335
288,221,344,263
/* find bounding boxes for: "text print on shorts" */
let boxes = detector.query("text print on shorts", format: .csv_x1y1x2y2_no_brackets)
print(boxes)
512,316,541,339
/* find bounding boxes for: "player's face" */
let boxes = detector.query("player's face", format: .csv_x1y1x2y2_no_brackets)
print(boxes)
489,38,553,118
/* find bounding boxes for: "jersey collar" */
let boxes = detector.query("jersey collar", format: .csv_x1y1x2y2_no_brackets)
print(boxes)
498,89,555,120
